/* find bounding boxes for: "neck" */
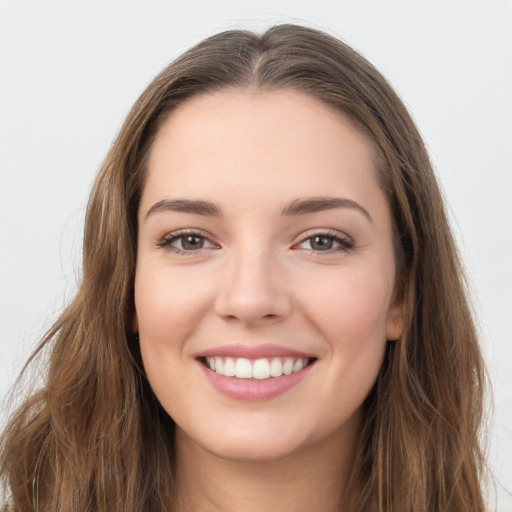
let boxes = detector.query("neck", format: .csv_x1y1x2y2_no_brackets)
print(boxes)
172,424,360,512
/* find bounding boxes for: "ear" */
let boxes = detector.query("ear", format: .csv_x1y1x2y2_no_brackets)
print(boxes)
132,310,139,334
385,284,404,341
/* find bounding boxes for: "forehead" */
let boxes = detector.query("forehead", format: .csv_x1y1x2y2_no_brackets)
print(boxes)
142,89,385,218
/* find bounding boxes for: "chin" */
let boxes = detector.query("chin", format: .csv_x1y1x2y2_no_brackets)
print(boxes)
177,419,313,464
208,436,306,463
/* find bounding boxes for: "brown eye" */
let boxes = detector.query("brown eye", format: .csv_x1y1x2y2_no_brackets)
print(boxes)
309,235,334,251
181,235,205,250
157,232,217,253
295,231,354,253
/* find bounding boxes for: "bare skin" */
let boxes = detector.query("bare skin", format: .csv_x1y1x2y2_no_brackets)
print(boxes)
173,419,358,512
134,89,403,511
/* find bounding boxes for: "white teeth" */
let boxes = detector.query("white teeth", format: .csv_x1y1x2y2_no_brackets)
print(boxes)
270,358,283,377
293,358,306,373
235,358,252,378
223,357,236,377
282,359,294,375
206,356,311,379
253,359,271,380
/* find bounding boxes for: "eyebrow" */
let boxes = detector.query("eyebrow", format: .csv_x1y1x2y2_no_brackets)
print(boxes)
145,196,372,223
281,196,373,223
145,199,221,218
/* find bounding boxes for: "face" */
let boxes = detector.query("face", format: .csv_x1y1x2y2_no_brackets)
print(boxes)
134,89,403,462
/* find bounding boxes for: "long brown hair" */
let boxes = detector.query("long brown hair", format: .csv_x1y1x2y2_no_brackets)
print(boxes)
1,24,486,511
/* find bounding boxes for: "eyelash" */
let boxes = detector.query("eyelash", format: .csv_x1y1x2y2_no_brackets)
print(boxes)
156,229,354,255
294,229,354,254
156,230,216,255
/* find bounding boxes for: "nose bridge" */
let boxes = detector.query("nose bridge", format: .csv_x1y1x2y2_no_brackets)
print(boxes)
215,240,291,324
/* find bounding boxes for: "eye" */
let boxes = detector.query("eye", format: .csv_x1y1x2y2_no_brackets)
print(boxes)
157,231,217,254
295,231,353,252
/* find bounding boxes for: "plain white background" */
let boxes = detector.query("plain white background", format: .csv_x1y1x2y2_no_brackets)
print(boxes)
1,0,511,508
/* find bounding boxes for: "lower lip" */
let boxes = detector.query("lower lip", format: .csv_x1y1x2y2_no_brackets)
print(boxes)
198,360,314,401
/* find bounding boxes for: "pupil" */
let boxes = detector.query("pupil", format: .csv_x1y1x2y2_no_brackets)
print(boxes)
182,236,203,250
312,236,333,250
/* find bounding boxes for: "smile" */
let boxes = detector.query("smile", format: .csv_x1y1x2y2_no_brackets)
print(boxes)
197,345,317,400
205,356,311,380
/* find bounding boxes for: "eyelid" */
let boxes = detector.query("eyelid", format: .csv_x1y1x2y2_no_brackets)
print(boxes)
292,229,354,251
155,228,353,254
156,228,220,252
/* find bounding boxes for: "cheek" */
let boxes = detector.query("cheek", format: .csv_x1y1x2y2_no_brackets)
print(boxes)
297,265,393,345
300,267,391,409
134,265,215,412
294,262,392,399
134,265,215,344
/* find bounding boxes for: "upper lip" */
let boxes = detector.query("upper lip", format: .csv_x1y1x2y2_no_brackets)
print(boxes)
198,344,316,360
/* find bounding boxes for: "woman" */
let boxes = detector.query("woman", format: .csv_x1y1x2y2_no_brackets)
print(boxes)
0,24,486,511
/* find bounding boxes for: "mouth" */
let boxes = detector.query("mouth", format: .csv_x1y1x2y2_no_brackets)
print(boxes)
200,356,317,380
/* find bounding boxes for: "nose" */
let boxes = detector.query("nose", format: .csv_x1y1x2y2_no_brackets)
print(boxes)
214,247,292,326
